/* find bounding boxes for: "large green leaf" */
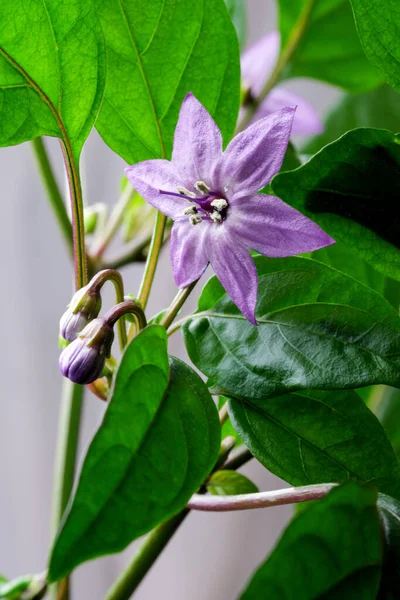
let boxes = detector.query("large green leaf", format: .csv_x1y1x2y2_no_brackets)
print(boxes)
377,493,400,599
350,0,400,95
278,0,382,92
48,326,220,581
228,389,400,499
304,85,400,155
94,0,240,164
0,0,105,157
273,128,400,281
240,483,382,600
183,256,400,400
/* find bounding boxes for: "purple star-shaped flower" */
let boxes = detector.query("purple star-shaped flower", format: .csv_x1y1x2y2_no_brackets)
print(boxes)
125,93,334,324
241,32,323,135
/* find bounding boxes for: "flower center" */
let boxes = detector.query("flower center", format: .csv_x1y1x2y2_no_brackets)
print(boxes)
159,180,229,225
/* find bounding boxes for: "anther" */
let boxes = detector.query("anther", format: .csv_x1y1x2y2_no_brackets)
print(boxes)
177,186,196,198
210,211,222,223
189,214,203,225
183,205,198,216
194,181,210,194
210,198,228,212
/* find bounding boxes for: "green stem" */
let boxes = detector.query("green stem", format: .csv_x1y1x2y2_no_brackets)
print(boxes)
137,212,167,309
104,511,188,600
160,280,198,331
238,0,316,132
50,380,84,600
31,138,73,255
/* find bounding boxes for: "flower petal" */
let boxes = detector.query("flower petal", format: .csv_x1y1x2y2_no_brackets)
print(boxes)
257,86,323,135
170,219,210,287
172,92,223,188
125,159,184,219
241,31,280,97
229,193,335,257
212,106,296,198
208,226,258,324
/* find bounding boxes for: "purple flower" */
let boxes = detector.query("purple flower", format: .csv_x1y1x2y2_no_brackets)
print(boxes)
59,318,114,384
241,32,323,135
125,93,334,324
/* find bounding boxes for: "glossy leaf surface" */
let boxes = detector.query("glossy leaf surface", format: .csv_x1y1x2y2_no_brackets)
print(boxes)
49,326,220,580
206,470,258,496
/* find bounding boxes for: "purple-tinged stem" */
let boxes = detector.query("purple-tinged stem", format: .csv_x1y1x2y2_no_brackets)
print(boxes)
188,483,337,512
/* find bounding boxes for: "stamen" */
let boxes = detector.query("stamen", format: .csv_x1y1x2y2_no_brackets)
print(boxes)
189,214,203,225
210,211,222,223
194,181,210,194
183,205,198,215
177,186,196,198
210,198,228,212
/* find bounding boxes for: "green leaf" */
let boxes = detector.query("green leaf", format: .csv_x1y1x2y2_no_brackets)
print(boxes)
228,389,400,499
207,470,258,496
350,0,400,95
374,387,400,457
278,0,382,92
272,128,400,282
224,0,246,48
183,256,400,400
94,0,240,164
303,85,400,155
377,493,400,599
48,326,220,581
240,483,382,600
0,575,32,599
0,0,105,158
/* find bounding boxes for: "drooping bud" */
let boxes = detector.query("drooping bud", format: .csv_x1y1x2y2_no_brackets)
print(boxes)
59,318,114,384
59,285,102,342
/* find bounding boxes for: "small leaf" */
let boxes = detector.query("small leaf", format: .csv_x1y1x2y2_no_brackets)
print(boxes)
303,85,400,155
207,470,258,496
49,326,220,580
0,575,32,599
94,0,240,164
240,483,382,600
0,0,106,157
228,389,400,499
350,0,400,95
278,0,382,92
272,128,400,281
183,256,400,399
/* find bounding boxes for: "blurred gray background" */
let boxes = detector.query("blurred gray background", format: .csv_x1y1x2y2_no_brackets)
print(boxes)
0,1,339,598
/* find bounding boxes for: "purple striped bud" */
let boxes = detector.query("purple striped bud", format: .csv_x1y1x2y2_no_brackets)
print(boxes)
59,318,114,384
59,285,102,342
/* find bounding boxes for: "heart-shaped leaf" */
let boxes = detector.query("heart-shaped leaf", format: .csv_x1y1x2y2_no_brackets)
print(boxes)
228,389,400,499
0,0,105,158
183,256,400,400
94,0,240,163
49,325,220,581
240,483,382,600
272,129,400,281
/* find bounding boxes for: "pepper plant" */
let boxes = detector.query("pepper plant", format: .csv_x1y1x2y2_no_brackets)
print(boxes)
1,0,400,599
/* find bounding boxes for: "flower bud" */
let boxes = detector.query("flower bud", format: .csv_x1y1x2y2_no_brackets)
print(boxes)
59,318,114,384
59,285,102,342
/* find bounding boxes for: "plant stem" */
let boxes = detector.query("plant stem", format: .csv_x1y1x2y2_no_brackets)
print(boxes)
50,380,84,600
237,0,316,132
161,281,198,331
91,185,133,259
218,402,229,426
188,483,336,512
223,444,253,471
102,234,151,270
31,137,73,256
104,511,189,600
137,212,167,309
